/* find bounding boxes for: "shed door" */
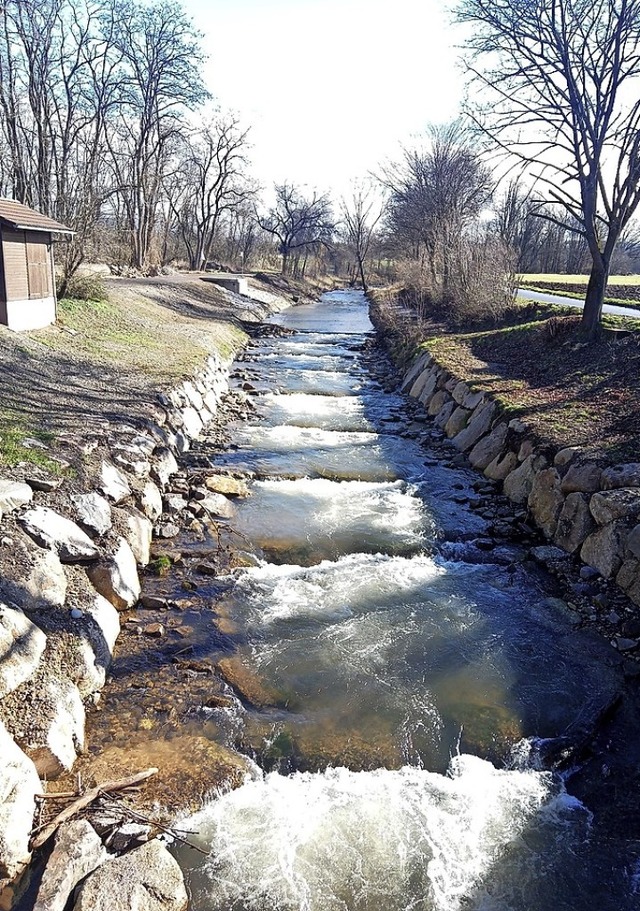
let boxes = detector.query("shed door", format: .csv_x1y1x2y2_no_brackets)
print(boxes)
26,232,51,299
2,229,28,301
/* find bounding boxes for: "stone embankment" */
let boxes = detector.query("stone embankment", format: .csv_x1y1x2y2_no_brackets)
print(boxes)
400,350,640,632
0,285,292,910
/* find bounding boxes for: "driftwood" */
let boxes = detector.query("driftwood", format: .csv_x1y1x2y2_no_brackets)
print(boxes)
31,768,158,850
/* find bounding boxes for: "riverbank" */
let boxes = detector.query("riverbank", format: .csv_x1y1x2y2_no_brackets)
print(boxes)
0,271,319,910
369,287,640,629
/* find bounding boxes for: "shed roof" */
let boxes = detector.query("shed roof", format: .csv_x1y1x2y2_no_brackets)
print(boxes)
0,198,74,235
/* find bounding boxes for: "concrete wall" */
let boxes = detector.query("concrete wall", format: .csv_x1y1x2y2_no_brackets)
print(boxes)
206,276,249,296
5,296,56,331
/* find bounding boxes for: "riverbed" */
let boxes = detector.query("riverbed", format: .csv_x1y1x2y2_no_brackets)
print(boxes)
169,290,639,910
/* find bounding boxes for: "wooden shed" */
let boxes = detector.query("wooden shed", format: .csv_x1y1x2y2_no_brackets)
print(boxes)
0,199,73,331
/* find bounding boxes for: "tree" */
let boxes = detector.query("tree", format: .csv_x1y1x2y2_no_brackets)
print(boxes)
258,183,334,275
170,113,254,270
458,0,640,336
381,122,493,300
341,182,384,292
106,0,208,269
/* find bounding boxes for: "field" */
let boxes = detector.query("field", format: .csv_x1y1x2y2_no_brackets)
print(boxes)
520,273,640,285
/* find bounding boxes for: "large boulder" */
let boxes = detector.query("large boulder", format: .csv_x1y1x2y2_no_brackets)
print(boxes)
590,488,640,526
601,463,640,490
484,450,518,482
73,839,188,911
34,820,107,911
0,604,46,699
469,422,508,471
0,529,67,610
197,494,236,520
5,674,85,777
428,389,450,417
401,352,432,392
20,507,100,564
72,492,112,536
139,480,163,521
617,559,640,606
0,479,33,513
560,460,602,494
204,475,249,498
434,399,455,430
444,406,471,438
528,468,564,539
554,493,595,554
152,448,179,488
126,511,153,567
181,406,203,439
580,521,628,580
87,538,140,611
503,453,548,505
100,461,131,503
452,400,496,453
0,721,40,885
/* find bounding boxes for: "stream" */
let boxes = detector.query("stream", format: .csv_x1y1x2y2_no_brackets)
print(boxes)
171,290,639,910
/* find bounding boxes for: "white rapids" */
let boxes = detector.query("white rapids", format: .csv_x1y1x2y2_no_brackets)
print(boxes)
181,756,588,911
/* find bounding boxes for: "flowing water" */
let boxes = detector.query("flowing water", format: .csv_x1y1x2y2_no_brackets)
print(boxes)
175,291,640,910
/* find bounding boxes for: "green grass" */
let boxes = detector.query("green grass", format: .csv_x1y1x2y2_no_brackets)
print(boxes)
0,418,63,472
520,272,640,285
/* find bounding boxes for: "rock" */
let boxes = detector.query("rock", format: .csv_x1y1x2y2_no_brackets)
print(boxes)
503,453,547,505
113,449,150,479
484,450,518,482
156,522,180,539
616,559,640,606
517,438,535,462
0,605,46,699
78,594,121,691
87,538,141,610
72,492,112,536
528,468,564,538
434,399,455,429
581,522,628,579
417,372,439,404
444,406,471,438
0,479,33,513
198,493,235,519
601,463,640,490
409,368,436,400
590,488,640,525
174,431,190,454
34,820,107,911
452,400,496,452
627,524,640,559
560,460,602,495
530,545,568,563
26,476,61,493
108,822,151,853
427,389,450,417
9,675,85,777
20,507,100,563
126,511,153,566
26,547,68,607
462,389,484,411
182,380,204,411
204,475,250,498
73,839,188,911
0,721,40,885
507,418,527,434
140,595,169,610
140,480,163,521
554,492,595,553
181,406,203,439
469,422,508,471
613,637,638,652
451,380,470,405
152,448,179,488
100,461,131,503
401,352,432,391
164,494,188,513
554,447,579,468
144,623,165,636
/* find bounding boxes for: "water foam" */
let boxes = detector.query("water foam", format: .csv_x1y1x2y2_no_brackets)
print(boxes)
182,756,587,911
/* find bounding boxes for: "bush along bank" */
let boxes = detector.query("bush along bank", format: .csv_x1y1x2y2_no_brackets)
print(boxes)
0,290,293,910
370,299,640,650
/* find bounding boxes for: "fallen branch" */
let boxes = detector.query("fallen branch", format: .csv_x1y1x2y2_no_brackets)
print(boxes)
31,768,158,850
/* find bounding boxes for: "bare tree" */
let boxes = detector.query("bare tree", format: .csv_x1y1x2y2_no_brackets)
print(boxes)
106,0,208,270
381,122,493,301
341,182,384,292
459,0,640,336
258,183,334,275
170,114,254,270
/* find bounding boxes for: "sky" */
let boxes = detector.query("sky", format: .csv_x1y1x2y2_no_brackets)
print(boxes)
180,0,465,200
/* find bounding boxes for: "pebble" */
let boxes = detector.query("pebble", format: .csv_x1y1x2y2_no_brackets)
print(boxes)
70,607,84,619
613,636,638,651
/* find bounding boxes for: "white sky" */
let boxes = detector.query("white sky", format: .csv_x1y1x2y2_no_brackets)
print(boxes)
181,0,465,199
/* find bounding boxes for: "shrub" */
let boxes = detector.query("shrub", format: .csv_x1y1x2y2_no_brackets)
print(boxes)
57,271,107,302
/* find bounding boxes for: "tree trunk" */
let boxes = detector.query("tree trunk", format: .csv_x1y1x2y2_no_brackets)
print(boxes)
281,248,289,275
357,255,368,293
581,257,609,338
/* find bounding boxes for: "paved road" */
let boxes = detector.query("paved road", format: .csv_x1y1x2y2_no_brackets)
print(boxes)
517,287,640,319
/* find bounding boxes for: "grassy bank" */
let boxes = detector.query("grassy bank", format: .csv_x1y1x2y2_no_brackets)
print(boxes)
0,272,303,470
371,290,640,463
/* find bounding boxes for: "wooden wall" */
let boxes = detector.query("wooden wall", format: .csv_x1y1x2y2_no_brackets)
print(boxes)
0,228,52,303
